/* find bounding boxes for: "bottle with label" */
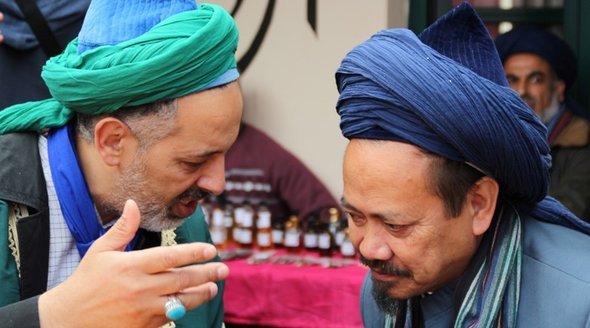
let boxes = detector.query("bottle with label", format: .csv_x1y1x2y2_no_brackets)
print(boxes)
334,218,347,249
201,202,212,226
283,214,302,254
256,204,273,251
223,204,235,246
328,207,340,237
239,203,255,249
339,228,356,259
303,217,319,252
272,220,285,249
317,222,334,258
232,205,244,247
209,207,228,250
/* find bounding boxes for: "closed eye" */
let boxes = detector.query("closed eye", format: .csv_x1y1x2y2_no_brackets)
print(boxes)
385,223,404,232
183,161,205,170
344,211,365,225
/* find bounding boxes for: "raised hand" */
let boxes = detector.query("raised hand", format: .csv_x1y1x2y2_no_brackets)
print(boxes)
38,199,229,328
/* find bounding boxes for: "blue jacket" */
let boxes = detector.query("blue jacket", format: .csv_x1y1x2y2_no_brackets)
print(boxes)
360,218,590,327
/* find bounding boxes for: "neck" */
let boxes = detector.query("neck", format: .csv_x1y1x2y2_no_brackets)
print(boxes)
75,134,117,224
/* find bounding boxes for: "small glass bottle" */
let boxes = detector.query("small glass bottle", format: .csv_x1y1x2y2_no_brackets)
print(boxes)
256,205,273,251
328,207,340,237
272,220,285,249
284,214,302,254
303,216,319,252
232,205,244,247
239,204,254,249
317,222,334,258
223,204,235,246
339,228,356,259
334,218,347,249
209,207,228,250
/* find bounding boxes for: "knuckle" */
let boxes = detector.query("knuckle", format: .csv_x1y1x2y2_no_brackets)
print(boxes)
161,249,178,268
175,270,191,290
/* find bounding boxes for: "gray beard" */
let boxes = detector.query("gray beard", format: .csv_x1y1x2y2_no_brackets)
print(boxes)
540,92,561,124
97,156,186,232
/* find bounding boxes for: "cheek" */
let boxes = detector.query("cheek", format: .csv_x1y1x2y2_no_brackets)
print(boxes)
397,229,444,274
530,85,551,101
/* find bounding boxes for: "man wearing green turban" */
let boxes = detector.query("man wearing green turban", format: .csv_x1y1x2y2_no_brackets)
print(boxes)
0,1,242,327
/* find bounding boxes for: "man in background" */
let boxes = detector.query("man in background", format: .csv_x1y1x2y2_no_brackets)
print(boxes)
0,0,90,109
496,26,590,221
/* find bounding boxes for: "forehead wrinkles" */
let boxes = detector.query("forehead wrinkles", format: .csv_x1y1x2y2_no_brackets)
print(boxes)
345,144,455,227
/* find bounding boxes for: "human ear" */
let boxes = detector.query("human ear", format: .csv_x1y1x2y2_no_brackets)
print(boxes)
469,176,499,236
94,118,132,166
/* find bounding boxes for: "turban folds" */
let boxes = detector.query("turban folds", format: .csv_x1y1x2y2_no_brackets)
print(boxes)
336,28,550,205
335,4,589,232
0,3,239,134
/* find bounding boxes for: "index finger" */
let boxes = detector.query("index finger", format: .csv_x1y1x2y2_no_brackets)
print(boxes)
129,242,219,274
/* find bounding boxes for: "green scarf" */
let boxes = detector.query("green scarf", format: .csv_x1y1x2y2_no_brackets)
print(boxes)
0,3,238,135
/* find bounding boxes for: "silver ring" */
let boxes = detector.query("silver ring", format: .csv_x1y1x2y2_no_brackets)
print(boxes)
164,295,186,321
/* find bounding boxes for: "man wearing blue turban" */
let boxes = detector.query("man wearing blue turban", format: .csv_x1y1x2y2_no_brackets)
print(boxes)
0,0,242,327
495,26,590,221
335,3,590,327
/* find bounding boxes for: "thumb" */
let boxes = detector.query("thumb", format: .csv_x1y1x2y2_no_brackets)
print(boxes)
86,199,141,255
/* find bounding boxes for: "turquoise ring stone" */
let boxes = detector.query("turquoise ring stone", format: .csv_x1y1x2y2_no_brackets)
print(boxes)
165,295,186,321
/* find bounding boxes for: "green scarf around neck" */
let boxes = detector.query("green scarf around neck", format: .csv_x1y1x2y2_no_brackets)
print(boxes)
0,3,238,135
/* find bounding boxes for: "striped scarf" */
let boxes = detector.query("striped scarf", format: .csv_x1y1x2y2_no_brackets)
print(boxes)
385,204,522,328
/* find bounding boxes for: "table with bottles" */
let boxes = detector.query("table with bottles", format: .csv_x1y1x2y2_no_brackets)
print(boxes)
203,203,368,328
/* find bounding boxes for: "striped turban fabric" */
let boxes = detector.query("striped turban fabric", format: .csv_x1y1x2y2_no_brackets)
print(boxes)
335,3,589,232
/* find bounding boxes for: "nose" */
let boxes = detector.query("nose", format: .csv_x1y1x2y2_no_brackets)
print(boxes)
352,220,393,261
513,80,527,98
195,154,226,195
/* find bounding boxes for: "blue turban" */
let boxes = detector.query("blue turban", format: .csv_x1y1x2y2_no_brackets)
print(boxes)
495,26,577,91
335,3,589,232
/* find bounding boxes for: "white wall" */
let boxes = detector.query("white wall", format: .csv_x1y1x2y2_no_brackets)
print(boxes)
210,0,408,198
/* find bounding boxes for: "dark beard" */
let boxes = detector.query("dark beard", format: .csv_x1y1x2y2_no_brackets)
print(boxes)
371,276,403,315
360,254,412,315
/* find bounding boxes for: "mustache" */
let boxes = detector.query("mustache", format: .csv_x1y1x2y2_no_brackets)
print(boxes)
360,254,411,278
176,187,210,203
521,95,535,105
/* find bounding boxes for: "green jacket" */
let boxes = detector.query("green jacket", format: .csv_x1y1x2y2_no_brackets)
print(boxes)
549,113,590,222
0,132,224,327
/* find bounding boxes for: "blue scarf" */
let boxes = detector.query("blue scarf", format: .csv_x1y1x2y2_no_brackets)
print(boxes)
48,124,137,257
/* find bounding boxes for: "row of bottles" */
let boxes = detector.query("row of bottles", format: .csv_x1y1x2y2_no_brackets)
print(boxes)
204,202,356,259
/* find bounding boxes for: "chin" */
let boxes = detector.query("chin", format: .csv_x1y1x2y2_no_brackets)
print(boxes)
140,216,185,232
373,277,422,300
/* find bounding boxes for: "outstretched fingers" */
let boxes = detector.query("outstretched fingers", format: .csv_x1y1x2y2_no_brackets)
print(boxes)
129,242,221,274
153,262,230,297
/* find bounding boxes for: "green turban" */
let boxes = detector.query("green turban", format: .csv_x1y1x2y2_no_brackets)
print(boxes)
0,3,238,135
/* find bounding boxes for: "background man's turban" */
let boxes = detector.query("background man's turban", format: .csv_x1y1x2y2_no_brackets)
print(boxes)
0,0,239,134
495,26,577,91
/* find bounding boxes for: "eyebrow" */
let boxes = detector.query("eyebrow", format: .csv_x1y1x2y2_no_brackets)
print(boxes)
526,70,546,79
340,197,403,221
181,150,223,161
